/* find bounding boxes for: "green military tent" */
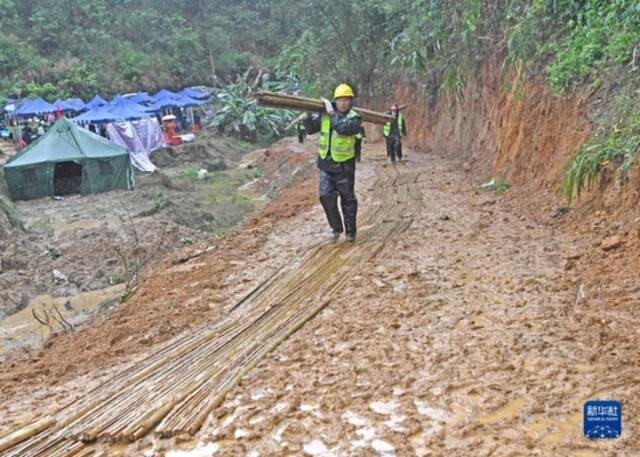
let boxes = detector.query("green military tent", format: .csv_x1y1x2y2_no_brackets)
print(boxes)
3,118,135,201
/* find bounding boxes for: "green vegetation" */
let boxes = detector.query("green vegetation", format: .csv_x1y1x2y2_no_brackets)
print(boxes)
136,191,171,218
200,169,258,236
212,70,298,141
3,1,638,103
563,92,640,203
0,0,298,99
2,1,638,101
546,1,640,92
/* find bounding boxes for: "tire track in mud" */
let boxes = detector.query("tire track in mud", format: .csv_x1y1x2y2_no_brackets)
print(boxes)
0,166,420,456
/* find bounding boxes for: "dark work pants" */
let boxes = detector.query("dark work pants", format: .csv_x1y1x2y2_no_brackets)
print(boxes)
319,168,357,236
386,135,402,162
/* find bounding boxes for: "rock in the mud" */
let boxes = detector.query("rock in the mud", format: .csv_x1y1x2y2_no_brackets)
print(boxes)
600,236,622,251
52,269,68,283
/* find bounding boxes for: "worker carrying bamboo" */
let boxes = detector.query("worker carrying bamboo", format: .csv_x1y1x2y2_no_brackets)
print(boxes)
301,83,362,242
297,120,307,144
383,104,407,163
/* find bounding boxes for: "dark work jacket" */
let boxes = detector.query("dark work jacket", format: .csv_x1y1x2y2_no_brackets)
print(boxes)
304,107,362,173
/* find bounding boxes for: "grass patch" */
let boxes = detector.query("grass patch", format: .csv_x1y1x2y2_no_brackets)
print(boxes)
136,191,171,218
563,92,640,204
201,169,259,235
176,168,200,180
166,167,261,236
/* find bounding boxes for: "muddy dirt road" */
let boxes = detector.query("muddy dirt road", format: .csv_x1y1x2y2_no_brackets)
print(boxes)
1,143,638,456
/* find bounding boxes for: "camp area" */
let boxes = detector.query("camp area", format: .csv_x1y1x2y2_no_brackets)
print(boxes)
4,118,134,200
0,86,212,202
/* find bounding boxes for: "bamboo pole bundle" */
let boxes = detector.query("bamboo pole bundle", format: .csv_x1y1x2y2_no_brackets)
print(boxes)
251,90,394,125
0,417,54,453
1,167,421,457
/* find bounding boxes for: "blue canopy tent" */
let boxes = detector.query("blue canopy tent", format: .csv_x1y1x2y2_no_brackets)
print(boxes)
109,95,128,104
71,100,151,124
179,88,210,100
108,102,150,121
109,97,155,115
129,92,154,104
53,99,77,112
85,95,108,109
14,97,55,118
64,98,86,111
70,106,118,124
152,89,180,102
175,94,207,107
150,94,183,111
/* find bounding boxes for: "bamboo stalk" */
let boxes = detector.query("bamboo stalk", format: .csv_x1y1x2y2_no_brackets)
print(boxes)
251,90,394,125
0,416,55,453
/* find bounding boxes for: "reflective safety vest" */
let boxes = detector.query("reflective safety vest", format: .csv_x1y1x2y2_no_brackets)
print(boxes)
383,113,404,137
318,111,358,162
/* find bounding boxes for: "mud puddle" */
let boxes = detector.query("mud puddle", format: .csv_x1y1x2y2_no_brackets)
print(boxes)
0,284,124,357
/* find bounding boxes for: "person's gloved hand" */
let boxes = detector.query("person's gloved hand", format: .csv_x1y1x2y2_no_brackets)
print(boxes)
321,97,335,115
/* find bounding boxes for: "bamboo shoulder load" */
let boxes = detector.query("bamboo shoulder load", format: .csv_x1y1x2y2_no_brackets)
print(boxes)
251,90,394,125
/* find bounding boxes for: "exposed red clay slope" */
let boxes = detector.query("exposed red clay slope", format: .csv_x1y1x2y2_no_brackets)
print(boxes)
394,63,592,196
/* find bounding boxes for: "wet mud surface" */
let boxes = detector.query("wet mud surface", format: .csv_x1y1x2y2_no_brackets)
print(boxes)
0,143,638,456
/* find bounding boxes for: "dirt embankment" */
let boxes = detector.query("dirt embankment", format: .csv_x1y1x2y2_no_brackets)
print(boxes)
395,63,591,194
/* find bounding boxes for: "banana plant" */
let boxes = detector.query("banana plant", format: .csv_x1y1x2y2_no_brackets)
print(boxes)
212,69,298,140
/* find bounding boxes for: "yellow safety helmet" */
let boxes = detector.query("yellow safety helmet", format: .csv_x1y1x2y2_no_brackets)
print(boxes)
334,83,355,99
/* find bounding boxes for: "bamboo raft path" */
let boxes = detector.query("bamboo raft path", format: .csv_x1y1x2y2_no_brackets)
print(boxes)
0,165,421,456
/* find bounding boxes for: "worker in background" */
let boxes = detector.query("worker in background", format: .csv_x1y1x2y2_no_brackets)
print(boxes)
302,83,362,242
383,104,407,164
297,120,307,144
355,125,366,162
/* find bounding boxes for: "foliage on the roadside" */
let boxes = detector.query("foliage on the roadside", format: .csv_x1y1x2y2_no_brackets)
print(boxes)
546,0,640,92
0,0,298,99
276,1,405,100
563,92,640,203
3,0,639,102
212,69,298,140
